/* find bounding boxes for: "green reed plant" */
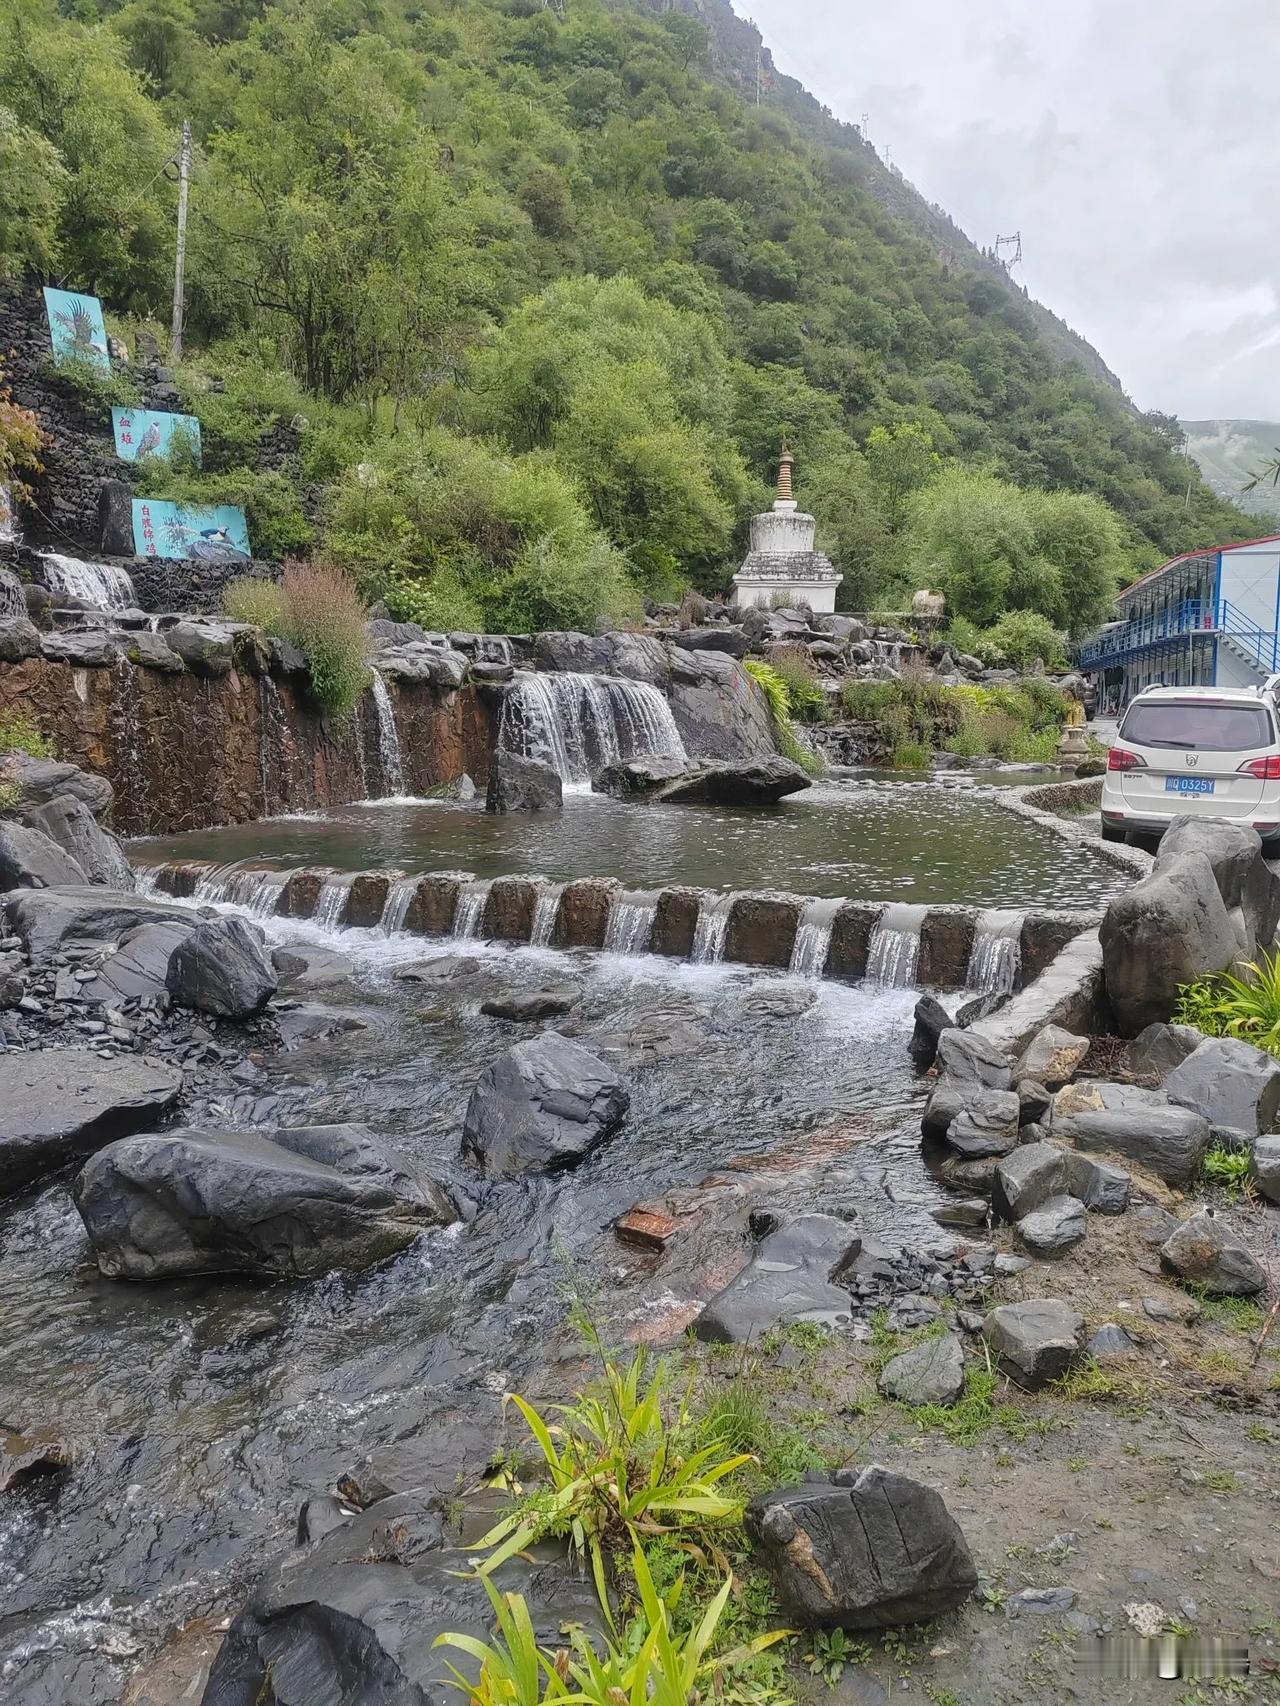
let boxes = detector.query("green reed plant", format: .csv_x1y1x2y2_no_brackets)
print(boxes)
1175,951,1280,1057
744,660,823,775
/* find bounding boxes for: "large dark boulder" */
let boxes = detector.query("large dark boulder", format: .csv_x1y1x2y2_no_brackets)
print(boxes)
166,915,278,1018
1157,817,1280,955
1126,1022,1204,1083
1101,851,1238,1034
5,755,114,818
671,627,751,659
694,1215,860,1344
203,1499,601,1706
485,750,564,814
73,1123,455,1280
1052,1080,1211,1184
653,756,811,806
746,1468,977,1629
1163,1036,1280,1136
164,620,236,675
909,994,951,1070
19,793,133,888
666,646,779,760
461,1032,628,1176
0,615,41,661
935,1028,1013,1090
0,1049,182,1198
592,755,691,799
0,821,87,889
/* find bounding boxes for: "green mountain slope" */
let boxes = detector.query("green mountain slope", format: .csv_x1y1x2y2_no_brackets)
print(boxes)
0,0,1258,634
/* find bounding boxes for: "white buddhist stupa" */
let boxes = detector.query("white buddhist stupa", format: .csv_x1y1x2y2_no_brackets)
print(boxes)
731,443,843,614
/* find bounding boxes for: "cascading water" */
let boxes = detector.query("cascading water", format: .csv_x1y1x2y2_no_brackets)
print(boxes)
111,655,144,783
368,671,406,797
380,875,420,935
529,882,564,948
38,552,137,610
192,863,290,918
452,882,491,939
603,891,658,955
789,897,842,977
865,903,927,988
258,675,290,815
313,875,355,931
498,672,686,788
966,909,1024,995
691,892,735,965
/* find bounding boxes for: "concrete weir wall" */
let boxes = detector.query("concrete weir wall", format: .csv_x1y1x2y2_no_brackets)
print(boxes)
141,858,1093,992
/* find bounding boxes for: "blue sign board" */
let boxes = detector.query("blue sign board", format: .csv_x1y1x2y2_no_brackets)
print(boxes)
132,498,252,562
112,408,202,466
43,287,109,368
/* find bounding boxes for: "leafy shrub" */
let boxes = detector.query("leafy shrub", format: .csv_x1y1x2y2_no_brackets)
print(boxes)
223,577,286,632
767,645,828,724
277,557,371,720
744,660,823,775
0,713,53,758
979,610,1066,670
0,366,46,502
382,567,486,635
45,351,141,412
1202,1143,1251,1193
892,740,931,770
1174,952,1280,1057
488,537,642,636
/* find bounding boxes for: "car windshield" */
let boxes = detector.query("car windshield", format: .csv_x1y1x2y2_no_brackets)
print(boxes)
1120,699,1274,752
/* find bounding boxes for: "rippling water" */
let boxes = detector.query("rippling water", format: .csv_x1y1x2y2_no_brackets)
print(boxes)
0,930,937,1703
132,774,1121,908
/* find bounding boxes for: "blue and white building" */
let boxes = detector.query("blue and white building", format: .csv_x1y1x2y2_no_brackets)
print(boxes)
1080,534,1280,708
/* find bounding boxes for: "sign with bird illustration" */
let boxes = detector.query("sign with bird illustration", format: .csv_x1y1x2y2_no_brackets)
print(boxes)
131,499,251,562
112,409,202,466
43,288,109,369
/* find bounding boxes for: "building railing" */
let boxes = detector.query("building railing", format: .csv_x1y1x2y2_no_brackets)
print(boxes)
1079,598,1280,674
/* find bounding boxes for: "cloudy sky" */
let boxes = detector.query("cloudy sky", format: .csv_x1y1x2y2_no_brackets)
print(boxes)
747,0,1279,422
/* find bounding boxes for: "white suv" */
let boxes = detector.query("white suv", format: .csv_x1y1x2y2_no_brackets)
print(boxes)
1102,684,1280,846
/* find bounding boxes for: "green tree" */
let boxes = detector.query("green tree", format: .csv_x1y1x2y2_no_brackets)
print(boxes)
0,106,69,276
865,422,942,531
1027,488,1126,635
905,466,1036,623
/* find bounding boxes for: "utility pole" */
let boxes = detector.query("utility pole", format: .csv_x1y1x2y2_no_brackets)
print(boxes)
171,120,192,363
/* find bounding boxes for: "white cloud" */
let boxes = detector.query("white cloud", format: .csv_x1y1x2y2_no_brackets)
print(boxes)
745,0,1280,419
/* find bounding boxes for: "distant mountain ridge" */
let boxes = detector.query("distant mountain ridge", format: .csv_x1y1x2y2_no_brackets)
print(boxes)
1180,420,1280,520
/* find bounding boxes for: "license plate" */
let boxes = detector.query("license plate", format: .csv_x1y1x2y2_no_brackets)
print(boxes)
1165,776,1215,795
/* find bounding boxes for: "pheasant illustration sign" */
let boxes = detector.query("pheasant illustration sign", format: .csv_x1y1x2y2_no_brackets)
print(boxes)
132,498,251,562
43,288,109,368
112,408,202,466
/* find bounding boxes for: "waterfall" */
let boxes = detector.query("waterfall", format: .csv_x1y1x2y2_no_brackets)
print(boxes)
691,893,734,965
192,863,290,917
967,910,1024,995
789,898,841,977
368,671,406,797
498,672,686,787
111,654,143,782
380,875,420,935
452,882,490,939
865,903,927,988
258,675,290,815
530,882,564,948
39,552,136,610
132,865,162,897
603,891,658,955
313,874,355,931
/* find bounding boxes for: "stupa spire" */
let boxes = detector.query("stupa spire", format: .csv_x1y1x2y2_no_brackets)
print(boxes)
776,438,794,503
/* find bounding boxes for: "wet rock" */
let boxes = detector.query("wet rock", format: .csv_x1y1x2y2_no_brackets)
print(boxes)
204,1501,601,1706
1016,1194,1087,1256
935,1028,1012,1090
1157,817,1280,953
0,614,41,661
0,821,87,889
4,884,194,963
392,956,483,985
40,628,119,666
0,1048,182,1198
166,915,278,1019
296,1494,357,1547
746,1468,978,1629
653,756,811,806
1014,1025,1090,1090
1126,1022,1204,1083
461,1032,629,1177
693,1215,860,1344
6,755,114,818
480,983,583,1021
270,944,354,990
931,1198,989,1229
921,1082,966,1142
936,1153,998,1194
878,1332,965,1405
485,750,563,814
74,1124,455,1280
1164,1036,1280,1136
125,628,187,671
1017,1079,1053,1127
0,1424,73,1492
1051,1083,1210,1185
945,1089,1020,1158
275,1003,372,1051
954,990,1011,1027
983,1298,1084,1389
992,1141,1068,1221
739,984,817,1019
1101,851,1238,1034
1007,1586,1077,1617
164,619,235,675
1250,1134,1280,1204
909,994,951,1070
593,755,692,799
1158,1208,1266,1296
20,794,134,888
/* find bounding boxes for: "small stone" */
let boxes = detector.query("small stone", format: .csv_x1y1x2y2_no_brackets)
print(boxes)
1089,1323,1139,1358
983,1298,1084,1389
1007,1586,1077,1617
1141,1293,1201,1325
1159,1208,1266,1296
1017,1195,1087,1256
931,1199,989,1229
878,1332,966,1406
995,1254,1031,1276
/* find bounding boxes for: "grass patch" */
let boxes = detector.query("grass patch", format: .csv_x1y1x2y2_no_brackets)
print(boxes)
0,713,54,760
839,672,1068,767
745,659,824,776
908,1365,1053,1445
225,559,371,721
1175,952,1280,1059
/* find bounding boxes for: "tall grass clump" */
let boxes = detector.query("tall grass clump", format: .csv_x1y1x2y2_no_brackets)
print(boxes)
1175,952,1280,1058
277,557,372,720
744,659,823,776
767,645,828,724
223,576,286,632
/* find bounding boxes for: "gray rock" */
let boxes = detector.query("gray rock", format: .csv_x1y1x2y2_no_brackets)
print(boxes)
1052,1085,1210,1185
694,1215,860,1344
909,995,951,1070
1157,816,1280,954
1250,1134,1280,1204
931,1198,989,1229
1164,1036,1280,1136
946,1089,1021,1158
1142,1292,1201,1324
1007,1587,1077,1617
166,915,278,1019
480,984,582,1021
1159,1208,1266,1296
126,629,187,672
0,821,87,890
878,1332,966,1406
954,990,1012,1028
994,1253,1032,1276
392,956,483,985
1089,1323,1140,1358
591,755,690,799
746,1468,978,1629
164,620,236,675
1100,851,1239,1034
20,794,134,888
1014,1025,1090,1090
74,1124,455,1280
0,615,41,661
377,642,468,691
921,1083,966,1143
1126,1022,1204,1083
1016,1194,1087,1256
275,1003,372,1051
485,750,563,814
40,629,119,666
1017,1079,1053,1127
653,756,811,806
462,1032,628,1177
671,627,750,659
983,1298,1084,1389
992,1141,1067,1221
1062,1152,1131,1214
4,756,114,818
666,646,781,761
0,1049,182,1199
935,1028,1013,1090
